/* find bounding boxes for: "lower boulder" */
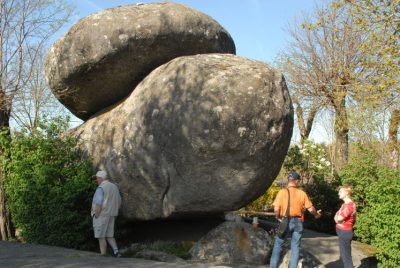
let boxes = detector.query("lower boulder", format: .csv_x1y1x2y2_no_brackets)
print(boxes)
72,53,293,220
189,220,273,265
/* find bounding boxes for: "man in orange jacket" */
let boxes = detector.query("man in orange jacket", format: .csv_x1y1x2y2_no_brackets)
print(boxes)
269,171,321,268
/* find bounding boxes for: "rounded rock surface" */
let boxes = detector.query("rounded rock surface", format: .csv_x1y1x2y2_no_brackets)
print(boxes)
189,221,273,265
45,2,235,120
72,54,293,220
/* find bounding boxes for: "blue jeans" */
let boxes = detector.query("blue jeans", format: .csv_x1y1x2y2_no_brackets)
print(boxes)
270,217,303,268
336,228,354,268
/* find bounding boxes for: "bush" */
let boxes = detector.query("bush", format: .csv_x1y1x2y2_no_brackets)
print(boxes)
243,183,280,211
355,172,400,267
302,175,341,234
1,117,96,250
284,140,333,183
340,145,380,209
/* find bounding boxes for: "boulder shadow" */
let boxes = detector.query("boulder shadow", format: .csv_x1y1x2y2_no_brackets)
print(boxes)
359,256,377,268
326,257,377,268
325,259,342,268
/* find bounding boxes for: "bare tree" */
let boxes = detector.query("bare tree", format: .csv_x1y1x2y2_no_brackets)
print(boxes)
328,0,400,169
292,96,319,145
277,5,367,171
275,59,321,145
0,0,73,240
350,0,399,169
11,46,71,131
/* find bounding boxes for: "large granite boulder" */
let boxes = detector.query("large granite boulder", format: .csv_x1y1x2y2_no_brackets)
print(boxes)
71,53,293,220
44,2,235,120
190,220,273,265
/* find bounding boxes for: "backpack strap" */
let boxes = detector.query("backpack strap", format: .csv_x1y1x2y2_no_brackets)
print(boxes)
284,188,290,217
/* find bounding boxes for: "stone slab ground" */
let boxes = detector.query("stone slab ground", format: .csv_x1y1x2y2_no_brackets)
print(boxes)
0,229,376,268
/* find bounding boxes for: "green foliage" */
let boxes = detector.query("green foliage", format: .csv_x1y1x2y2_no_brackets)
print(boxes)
244,183,280,211
340,146,400,267
284,140,333,183
302,176,341,234
337,0,399,82
340,145,380,208
283,145,305,172
355,170,400,268
1,117,95,250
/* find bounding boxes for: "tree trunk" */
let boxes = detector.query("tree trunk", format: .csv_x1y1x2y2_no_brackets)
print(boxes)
388,109,399,170
0,160,13,241
294,100,318,145
333,97,349,171
0,90,13,240
0,0,13,240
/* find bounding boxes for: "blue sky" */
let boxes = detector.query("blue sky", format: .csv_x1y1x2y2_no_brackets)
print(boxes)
58,0,331,143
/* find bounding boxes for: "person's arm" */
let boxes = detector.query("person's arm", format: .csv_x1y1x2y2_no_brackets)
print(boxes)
94,204,102,218
307,206,322,219
93,187,104,218
334,212,344,223
118,190,122,209
335,203,354,223
272,190,283,221
304,192,321,219
274,206,282,221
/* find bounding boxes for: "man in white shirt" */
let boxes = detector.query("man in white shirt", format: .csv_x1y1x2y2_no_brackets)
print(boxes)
91,170,122,257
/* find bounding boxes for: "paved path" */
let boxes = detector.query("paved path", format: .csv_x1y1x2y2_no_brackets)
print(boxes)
0,229,376,268
301,229,376,268
0,241,228,268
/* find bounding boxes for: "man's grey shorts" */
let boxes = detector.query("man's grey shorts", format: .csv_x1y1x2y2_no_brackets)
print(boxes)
93,215,116,238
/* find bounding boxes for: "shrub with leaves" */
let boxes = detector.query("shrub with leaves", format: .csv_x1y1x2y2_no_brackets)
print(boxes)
302,176,341,234
340,145,380,208
355,171,400,268
284,140,333,183
243,183,280,212
1,117,95,250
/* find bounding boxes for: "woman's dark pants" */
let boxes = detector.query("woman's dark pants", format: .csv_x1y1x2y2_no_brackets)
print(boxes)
336,228,354,268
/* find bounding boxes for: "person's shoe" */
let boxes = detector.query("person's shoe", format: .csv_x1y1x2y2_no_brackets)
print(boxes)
113,250,122,258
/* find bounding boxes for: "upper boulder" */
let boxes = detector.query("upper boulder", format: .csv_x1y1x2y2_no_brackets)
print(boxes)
44,2,235,120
